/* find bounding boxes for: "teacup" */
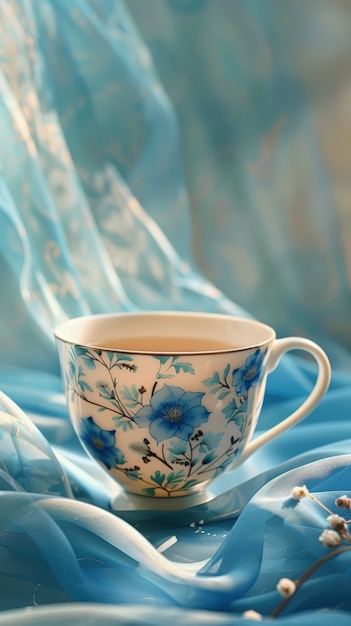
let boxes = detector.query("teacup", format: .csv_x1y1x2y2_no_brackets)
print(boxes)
54,311,331,499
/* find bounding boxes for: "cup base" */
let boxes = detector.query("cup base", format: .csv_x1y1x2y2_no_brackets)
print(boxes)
110,487,215,512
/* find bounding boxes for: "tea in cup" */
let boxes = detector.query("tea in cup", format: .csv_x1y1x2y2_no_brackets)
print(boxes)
54,312,331,499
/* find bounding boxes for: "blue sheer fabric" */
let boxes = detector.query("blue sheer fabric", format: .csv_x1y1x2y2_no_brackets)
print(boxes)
1,0,351,623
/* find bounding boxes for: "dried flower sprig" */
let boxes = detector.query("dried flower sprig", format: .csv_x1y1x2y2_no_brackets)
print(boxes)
276,577,296,598
290,485,309,499
242,609,263,621
290,484,334,515
326,513,348,532
268,485,351,617
249,485,351,619
319,528,342,547
335,495,351,510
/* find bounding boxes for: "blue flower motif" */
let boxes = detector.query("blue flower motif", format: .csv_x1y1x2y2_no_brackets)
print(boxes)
198,431,223,453
134,384,210,444
232,348,267,396
80,416,125,469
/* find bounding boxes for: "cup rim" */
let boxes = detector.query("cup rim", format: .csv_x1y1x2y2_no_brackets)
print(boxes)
54,311,276,355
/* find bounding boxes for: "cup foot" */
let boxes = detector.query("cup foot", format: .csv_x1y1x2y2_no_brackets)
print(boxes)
110,488,215,512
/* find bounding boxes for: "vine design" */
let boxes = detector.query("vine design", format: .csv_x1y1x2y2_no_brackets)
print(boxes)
64,346,267,496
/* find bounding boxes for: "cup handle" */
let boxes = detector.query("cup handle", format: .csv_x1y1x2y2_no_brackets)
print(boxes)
237,337,331,465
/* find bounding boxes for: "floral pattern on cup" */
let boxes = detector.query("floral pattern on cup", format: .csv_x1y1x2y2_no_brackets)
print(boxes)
232,349,267,396
134,385,210,443
80,416,125,470
63,346,267,497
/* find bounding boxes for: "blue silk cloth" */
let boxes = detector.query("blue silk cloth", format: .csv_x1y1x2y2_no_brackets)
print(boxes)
1,1,351,623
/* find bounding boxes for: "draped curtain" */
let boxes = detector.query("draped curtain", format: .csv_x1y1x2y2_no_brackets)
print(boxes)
0,1,351,624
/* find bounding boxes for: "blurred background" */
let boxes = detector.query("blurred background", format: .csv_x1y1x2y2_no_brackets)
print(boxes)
0,2,351,621
1,0,351,373
127,0,351,370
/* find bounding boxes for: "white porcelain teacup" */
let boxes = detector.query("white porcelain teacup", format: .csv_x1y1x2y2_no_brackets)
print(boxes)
54,312,331,499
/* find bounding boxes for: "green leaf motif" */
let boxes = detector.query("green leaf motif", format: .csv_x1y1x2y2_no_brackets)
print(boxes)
122,384,139,401
77,365,93,392
202,371,220,387
82,354,97,370
168,440,187,456
222,398,238,421
114,354,136,371
223,398,248,432
120,384,141,408
153,356,170,365
202,452,216,465
96,383,118,405
75,348,97,370
166,470,185,486
217,390,230,400
66,360,76,386
182,479,198,490
77,378,93,393
143,487,156,496
231,409,246,433
125,468,142,480
151,470,166,486
112,416,133,431
172,358,195,375
198,432,223,452
223,363,230,382
106,351,115,363
209,385,222,395
116,354,134,362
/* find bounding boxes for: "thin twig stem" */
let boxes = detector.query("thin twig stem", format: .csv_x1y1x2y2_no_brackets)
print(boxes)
270,545,351,618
